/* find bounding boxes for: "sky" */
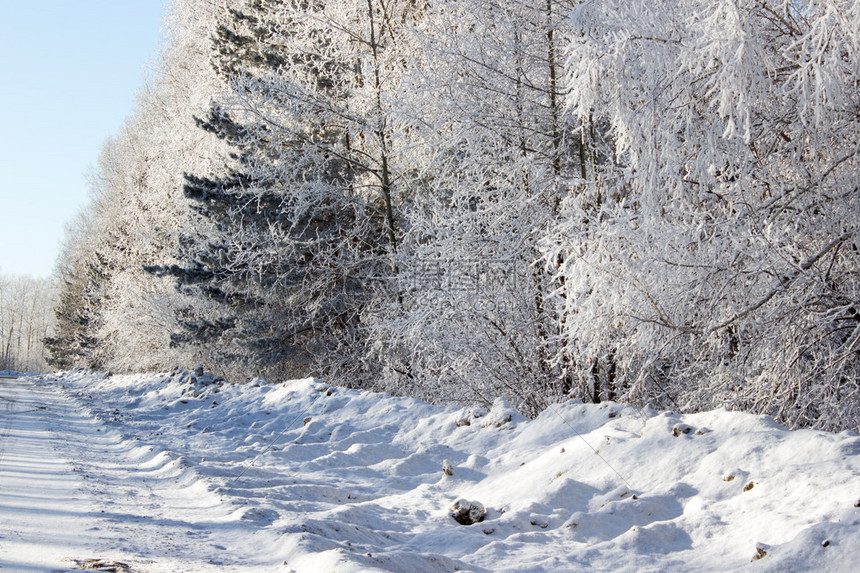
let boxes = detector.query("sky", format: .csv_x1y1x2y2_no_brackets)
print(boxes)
0,1,169,279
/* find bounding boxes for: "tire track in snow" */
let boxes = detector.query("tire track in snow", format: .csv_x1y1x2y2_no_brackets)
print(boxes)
0,378,20,560
0,376,275,572
0,376,113,571
0,391,15,466
0,375,21,468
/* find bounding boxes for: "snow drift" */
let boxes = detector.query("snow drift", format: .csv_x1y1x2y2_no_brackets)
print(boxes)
34,370,860,571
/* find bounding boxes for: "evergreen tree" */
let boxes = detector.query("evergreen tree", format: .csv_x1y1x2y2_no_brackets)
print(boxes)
151,0,423,380
45,213,108,370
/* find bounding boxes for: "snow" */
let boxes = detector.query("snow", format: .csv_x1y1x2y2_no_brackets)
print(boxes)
1,370,858,572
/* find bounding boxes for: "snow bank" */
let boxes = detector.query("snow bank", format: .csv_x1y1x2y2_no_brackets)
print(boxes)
45,370,860,572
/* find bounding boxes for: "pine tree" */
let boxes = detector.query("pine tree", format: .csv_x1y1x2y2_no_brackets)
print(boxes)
150,0,423,380
45,214,108,370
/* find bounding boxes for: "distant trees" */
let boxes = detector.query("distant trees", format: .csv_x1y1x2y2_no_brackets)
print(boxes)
43,209,107,371
1,273,56,372
47,0,859,430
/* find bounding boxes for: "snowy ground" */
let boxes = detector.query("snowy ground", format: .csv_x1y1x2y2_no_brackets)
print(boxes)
0,370,858,572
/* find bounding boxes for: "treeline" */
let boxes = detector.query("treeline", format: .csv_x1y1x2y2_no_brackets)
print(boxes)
49,0,860,430
0,273,56,372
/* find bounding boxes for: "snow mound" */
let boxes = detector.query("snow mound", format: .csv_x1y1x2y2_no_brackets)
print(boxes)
46,370,860,572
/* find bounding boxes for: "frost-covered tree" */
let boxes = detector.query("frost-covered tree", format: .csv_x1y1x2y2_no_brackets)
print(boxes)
373,0,586,413
46,0,859,431
45,211,110,370
49,0,232,375
550,0,860,429
95,0,234,374
159,0,427,381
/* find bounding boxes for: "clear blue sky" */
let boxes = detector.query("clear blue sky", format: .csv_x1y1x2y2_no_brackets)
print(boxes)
0,1,168,279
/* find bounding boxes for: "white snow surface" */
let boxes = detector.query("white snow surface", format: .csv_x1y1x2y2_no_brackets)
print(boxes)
1,370,858,572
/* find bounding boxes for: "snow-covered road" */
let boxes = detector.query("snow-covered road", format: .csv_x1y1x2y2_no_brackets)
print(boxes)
1,371,859,572
0,376,269,572
0,375,113,572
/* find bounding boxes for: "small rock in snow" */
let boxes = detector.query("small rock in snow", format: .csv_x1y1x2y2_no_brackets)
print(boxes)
672,423,693,437
751,543,769,561
450,499,486,525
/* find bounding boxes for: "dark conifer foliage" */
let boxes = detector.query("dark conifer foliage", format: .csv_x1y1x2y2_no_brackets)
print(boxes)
45,218,108,371
145,0,387,380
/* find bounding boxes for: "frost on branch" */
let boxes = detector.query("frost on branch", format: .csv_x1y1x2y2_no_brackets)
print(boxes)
552,0,860,430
